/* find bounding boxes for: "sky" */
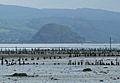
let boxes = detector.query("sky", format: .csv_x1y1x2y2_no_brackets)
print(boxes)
0,0,119,12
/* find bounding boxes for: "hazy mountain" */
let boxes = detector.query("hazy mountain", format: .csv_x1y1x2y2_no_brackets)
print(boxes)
0,4,120,43
31,24,85,43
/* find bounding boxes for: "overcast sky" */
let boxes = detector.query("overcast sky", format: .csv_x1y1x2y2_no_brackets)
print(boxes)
0,0,119,12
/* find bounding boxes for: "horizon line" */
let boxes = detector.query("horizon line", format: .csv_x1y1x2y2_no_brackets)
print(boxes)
0,4,120,13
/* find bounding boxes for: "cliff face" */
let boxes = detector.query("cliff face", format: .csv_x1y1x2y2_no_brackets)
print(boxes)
32,24,85,43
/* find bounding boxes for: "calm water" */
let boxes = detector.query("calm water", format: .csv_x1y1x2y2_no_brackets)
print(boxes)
0,43,119,49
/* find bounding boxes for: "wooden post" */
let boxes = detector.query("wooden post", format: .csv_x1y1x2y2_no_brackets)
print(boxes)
1,56,3,65
110,37,112,52
18,57,21,65
81,60,83,65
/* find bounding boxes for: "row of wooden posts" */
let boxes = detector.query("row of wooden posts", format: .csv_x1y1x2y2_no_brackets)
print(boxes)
0,56,63,65
68,59,120,66
0,48,120,57
0,48,120,54
1,48,120,65
1,56,120,66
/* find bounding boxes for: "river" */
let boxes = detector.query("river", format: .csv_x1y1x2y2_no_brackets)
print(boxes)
0,43,119,49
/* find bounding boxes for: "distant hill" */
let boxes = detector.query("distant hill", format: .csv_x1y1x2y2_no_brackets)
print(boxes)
31,24,85,43
0,4,120,43
28,9,120,43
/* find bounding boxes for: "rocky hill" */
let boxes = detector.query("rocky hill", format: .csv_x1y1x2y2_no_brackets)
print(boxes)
31,24,85,43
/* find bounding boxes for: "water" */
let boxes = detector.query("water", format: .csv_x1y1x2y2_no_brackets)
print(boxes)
0,43,120,49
